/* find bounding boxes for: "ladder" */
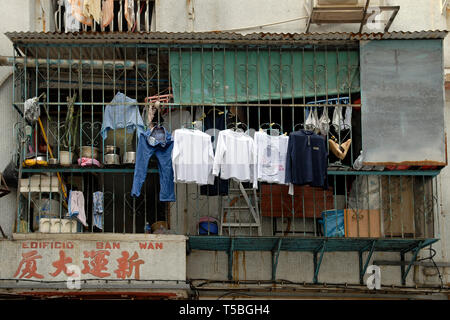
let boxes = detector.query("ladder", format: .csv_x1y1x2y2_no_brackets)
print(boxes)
220,182,262,236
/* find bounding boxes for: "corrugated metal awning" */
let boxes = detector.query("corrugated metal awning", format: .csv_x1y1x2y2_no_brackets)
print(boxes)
4,30,448,45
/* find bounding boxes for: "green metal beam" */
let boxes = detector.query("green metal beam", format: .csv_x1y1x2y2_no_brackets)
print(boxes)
359,240,376,285
401,241,424,285
328,170,441,177
271,238,283,281
313,240,327,284
228,238,235,281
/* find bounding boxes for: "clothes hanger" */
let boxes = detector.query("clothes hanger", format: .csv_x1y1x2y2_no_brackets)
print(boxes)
259,122,285,136
227,121,247,133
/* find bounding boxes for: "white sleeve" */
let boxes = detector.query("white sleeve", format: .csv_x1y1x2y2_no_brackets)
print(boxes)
207,134,215,185
171,130,180,182
212,130,226,177
251,138,258,189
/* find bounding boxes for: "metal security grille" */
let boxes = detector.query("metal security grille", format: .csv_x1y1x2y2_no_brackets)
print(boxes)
9,40,440,239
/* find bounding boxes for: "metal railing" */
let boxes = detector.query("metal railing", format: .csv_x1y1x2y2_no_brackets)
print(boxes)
10,42,440,239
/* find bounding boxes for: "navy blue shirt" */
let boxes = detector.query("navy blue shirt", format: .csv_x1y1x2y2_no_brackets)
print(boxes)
285,130,328,189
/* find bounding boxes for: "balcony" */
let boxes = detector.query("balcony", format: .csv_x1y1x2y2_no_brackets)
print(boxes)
3,31,445,286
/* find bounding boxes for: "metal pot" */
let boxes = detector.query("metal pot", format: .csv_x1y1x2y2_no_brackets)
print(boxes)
48,158,59,165
104,153,120,165
80,146,99,160
123,151,136,164
104,145,120,155
60,151,73,166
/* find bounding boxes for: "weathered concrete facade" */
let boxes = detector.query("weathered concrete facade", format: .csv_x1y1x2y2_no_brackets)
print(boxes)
0,0,448,299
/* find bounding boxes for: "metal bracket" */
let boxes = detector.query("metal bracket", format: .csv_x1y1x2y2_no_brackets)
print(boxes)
400,240,424,285
313,240,326,284
359,240,376,285
271,238,283,281
227,238,235,281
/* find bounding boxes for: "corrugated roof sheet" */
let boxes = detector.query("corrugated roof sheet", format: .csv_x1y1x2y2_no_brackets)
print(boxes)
4,30,448,44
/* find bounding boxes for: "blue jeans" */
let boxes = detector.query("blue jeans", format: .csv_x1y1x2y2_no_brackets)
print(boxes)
131,127,175,202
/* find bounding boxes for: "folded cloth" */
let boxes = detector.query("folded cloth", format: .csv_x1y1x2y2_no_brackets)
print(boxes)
78,157,101,167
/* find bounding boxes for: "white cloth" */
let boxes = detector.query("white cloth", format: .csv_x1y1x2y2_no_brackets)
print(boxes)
254,131,289,184
172,128,215,185
64,0,80,32
212,129,258,189
68,190,88,227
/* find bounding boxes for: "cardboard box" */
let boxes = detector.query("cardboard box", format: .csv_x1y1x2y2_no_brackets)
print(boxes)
344,209,381,238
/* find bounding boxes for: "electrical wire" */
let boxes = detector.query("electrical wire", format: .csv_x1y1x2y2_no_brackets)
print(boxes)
417,245,444,288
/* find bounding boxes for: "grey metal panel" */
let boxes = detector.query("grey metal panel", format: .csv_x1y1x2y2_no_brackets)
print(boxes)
360,39,446,166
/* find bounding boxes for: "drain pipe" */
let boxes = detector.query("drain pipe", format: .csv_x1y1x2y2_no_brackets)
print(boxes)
0,56,146,70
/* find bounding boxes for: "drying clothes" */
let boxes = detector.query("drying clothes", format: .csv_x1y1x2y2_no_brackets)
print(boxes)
131,126,175,202
318,107,330,136
285,130,328,190
124,0,135,30
77,157,101,167
343,106,352,130
68,190,88,227
64,0,81,32
305,107,319,131
101,0,114,28
82,0,102,24
24,97,40,123
200,108,231,196
101,92,145,140
212,129,258,189
332,106,352,131
69,0,93,26
172,128,215,185
254,131,289,184
92,191,104,230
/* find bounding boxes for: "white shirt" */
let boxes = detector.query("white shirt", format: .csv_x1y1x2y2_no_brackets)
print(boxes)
172,128,215,185
212,129,258,188
254,131,289,184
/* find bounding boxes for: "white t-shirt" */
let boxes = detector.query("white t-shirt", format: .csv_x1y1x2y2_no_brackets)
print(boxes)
212,129,258,188
172,128,215,185
254,131,289,184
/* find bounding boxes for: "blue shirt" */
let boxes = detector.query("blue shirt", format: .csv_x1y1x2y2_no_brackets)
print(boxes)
285,130,328,189
101,92,145,140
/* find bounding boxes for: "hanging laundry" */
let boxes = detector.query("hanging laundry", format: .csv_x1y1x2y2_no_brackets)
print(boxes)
124,0,135,30
332,106,344,131
254,131,289,184
212,129,258,189
83,0,102,24
131,126,175,202
68,190,88,227
172,128,215,185
200,108,231,196
101,0,114,28
92,191,104,230
305,107,319,131
101,92,146,140
343,106,352,130
285,130,328,191
64,0,81,32
318,107,330,136
69,0,93,26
